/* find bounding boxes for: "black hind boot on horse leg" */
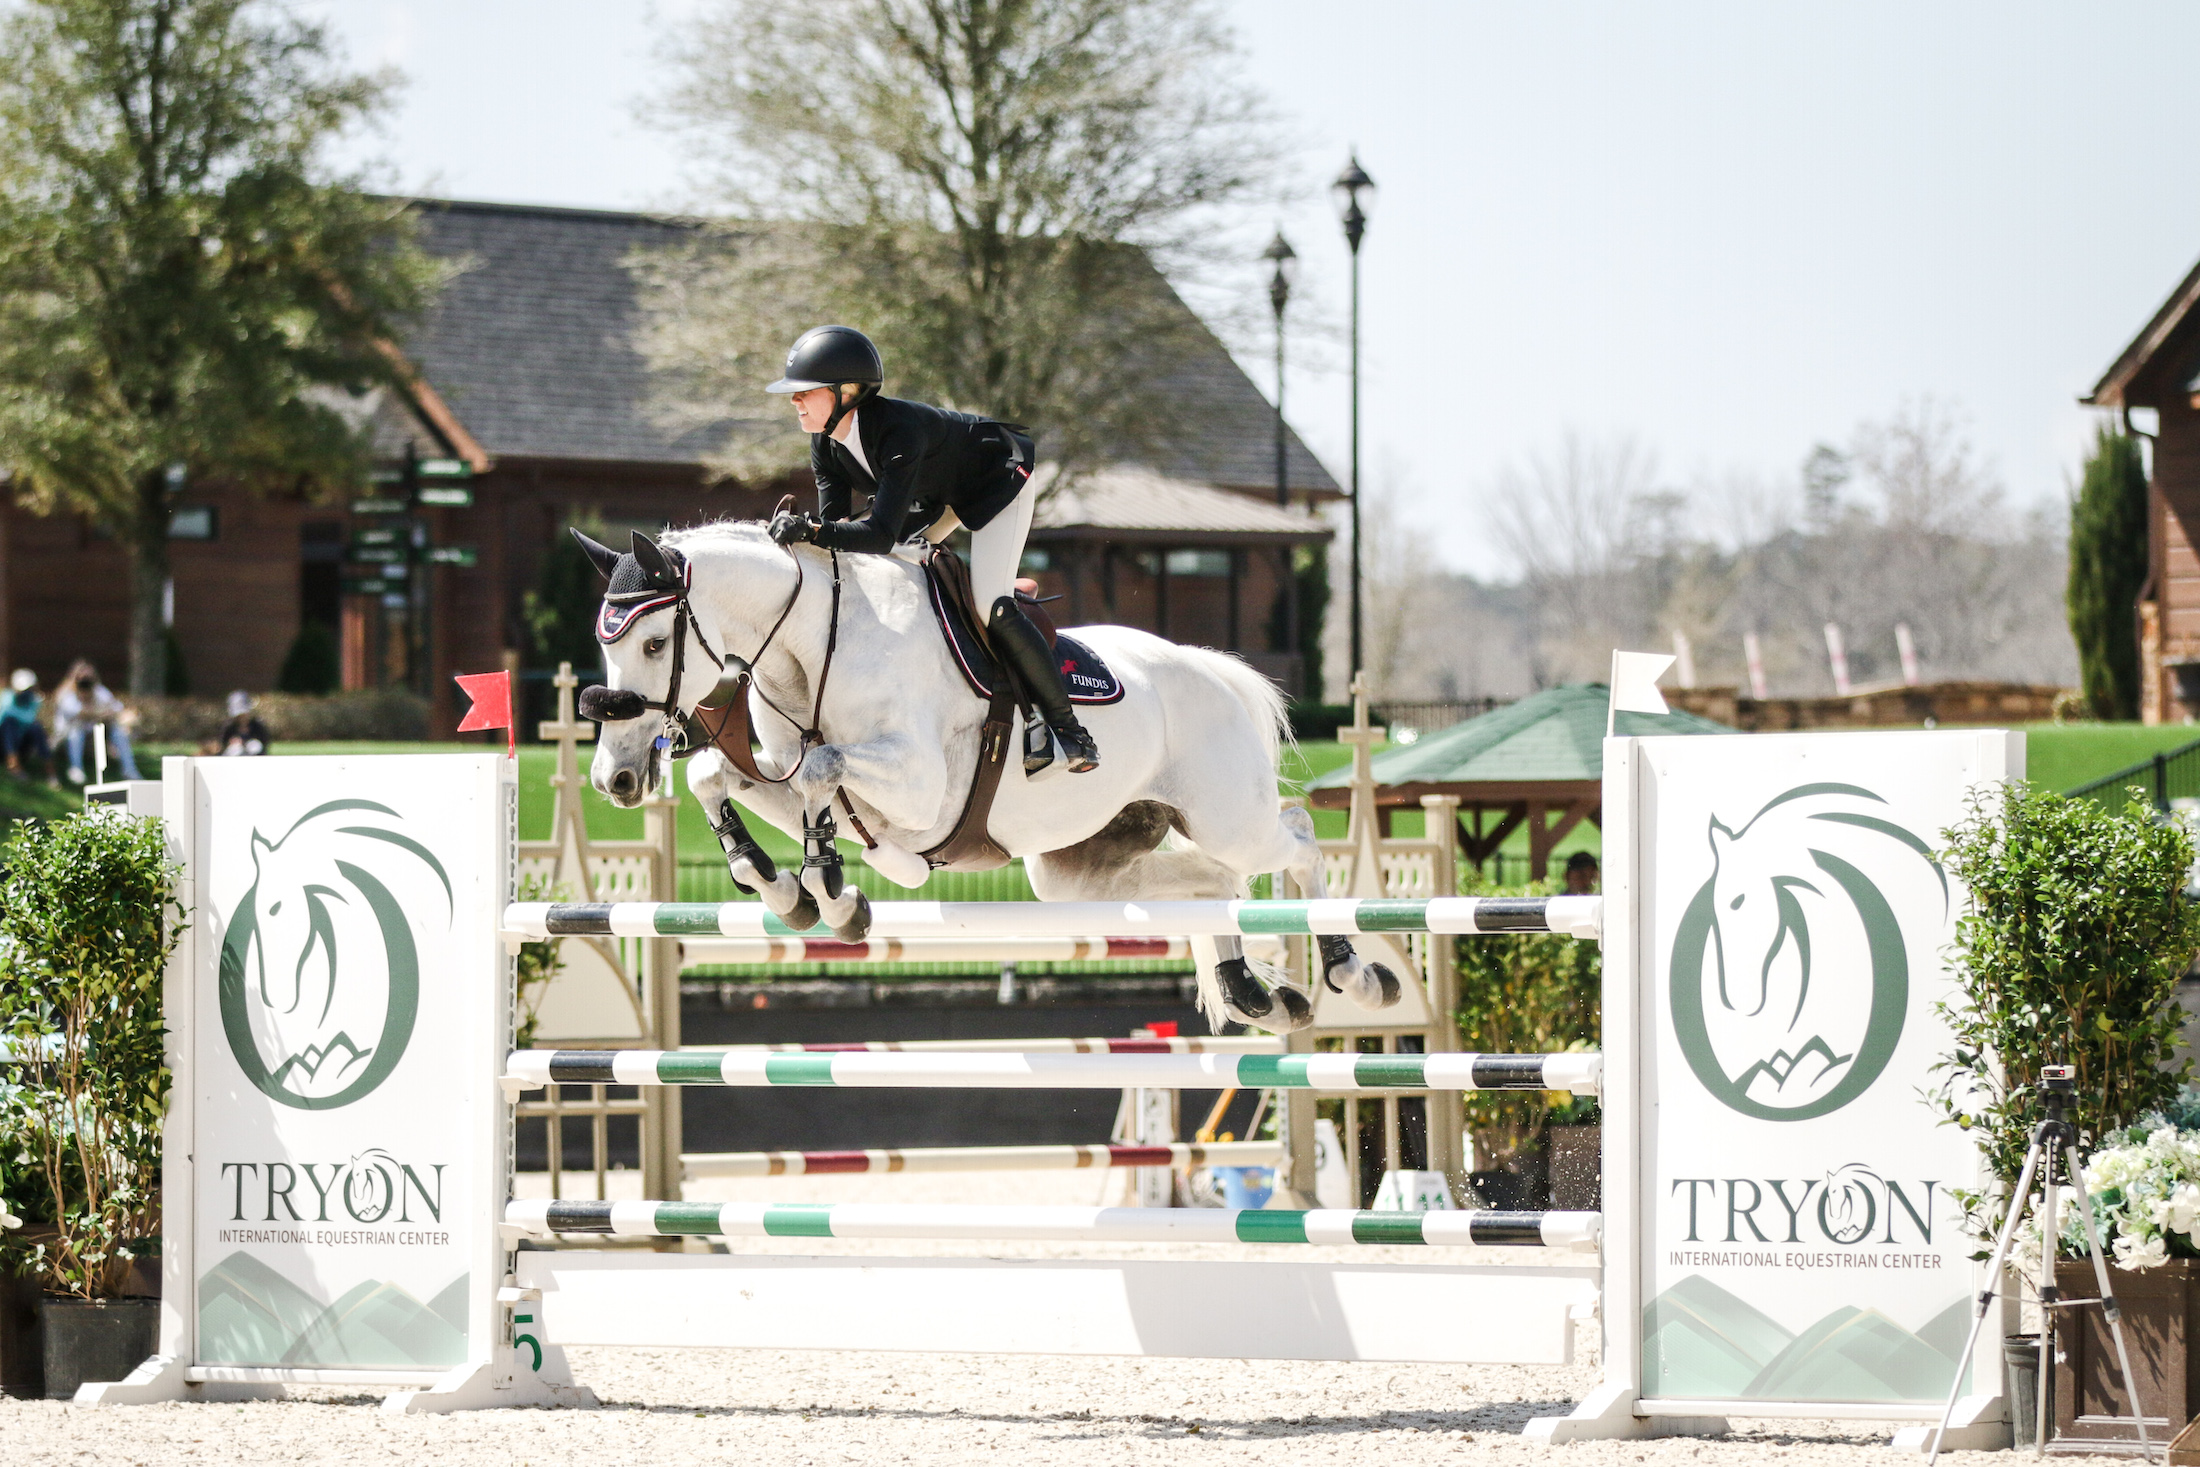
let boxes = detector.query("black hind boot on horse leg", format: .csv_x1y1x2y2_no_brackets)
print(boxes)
1216,956,1312,1033
989,597,1099,775
1318,933,1402,1009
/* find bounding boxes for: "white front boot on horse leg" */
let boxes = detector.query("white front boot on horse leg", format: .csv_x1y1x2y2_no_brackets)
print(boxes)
1318,934,1403,1011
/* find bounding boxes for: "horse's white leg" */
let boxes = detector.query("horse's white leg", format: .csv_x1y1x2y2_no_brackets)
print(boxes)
1275,804,1403,1011
1027,810,1310,1035
685,750,819,929
795,729,959,924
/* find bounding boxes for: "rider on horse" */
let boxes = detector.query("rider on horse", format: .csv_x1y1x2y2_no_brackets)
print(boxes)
763,325,1101,777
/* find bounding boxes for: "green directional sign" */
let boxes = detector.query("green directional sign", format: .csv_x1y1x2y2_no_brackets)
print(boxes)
416,485,474,508
348,546,405,566
418,458,472,480
368,467,406,486
351,497,407,516
353,526,402,548
425,544,478,568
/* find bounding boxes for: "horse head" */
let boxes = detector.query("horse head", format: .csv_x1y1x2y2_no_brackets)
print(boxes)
576,529,703,808
243,827,349,1028
1705,816,1821,1028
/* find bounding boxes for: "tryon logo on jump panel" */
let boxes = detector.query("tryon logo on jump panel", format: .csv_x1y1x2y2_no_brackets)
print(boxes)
1666,782,1948,1122
217,799,454,1110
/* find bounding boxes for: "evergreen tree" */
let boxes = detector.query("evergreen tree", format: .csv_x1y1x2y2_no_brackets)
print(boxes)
2066,426,2149,720
276,621,339,694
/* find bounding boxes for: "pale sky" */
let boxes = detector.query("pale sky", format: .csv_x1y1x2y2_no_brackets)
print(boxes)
307,1,2200,577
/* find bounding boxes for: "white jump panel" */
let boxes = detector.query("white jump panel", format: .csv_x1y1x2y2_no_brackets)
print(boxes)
514,1252,1600,1366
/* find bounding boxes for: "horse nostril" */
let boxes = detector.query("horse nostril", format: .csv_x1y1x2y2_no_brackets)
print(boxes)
609,769,638,799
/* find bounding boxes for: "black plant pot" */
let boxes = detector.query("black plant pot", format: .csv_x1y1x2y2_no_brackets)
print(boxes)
38,1296,158,1400
0,1270,41,1398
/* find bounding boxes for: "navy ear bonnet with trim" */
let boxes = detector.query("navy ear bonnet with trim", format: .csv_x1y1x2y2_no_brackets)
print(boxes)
576,529,690,643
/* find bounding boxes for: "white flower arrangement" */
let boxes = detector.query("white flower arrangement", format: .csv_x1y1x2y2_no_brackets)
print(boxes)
2031,1100,2200,1270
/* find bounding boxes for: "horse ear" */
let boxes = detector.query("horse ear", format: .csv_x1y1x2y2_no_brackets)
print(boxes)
1708,817,1736,861
571,528,621,581
631,531,670,581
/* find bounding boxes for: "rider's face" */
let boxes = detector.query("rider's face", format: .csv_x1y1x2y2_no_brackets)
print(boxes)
791,386,843,434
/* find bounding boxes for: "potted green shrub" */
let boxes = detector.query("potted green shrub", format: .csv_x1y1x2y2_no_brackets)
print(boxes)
1453,878,1601,1207
1930,783,2200,1451
0,811,181,1398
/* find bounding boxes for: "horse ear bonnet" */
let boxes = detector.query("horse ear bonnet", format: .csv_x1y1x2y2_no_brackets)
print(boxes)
594,532,690,643
571,528,622,581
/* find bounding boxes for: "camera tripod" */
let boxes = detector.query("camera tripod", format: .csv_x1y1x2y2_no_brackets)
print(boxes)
1927,1067,2154,1464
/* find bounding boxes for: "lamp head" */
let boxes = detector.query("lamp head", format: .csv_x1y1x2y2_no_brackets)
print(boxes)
1332,155,1376,251
1262,230,1297,314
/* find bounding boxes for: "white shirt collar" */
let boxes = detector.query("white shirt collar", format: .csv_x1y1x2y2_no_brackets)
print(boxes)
835,411,871,476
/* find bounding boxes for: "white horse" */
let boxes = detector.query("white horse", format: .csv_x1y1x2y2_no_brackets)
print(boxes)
578,522,1401,1034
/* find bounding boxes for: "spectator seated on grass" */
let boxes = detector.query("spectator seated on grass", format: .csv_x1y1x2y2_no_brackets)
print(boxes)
0,669,54,784
51,660,139,785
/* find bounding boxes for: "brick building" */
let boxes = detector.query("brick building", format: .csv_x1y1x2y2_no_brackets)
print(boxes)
0,199,1336,726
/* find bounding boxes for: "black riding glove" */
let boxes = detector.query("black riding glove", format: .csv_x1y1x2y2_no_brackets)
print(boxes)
770,510,820,546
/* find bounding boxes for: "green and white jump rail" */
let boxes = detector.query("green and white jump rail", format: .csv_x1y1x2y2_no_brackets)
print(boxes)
683,1140,1283,1180
503,1199,1603,1250
505,1048,1602,1097
502,895,1603,941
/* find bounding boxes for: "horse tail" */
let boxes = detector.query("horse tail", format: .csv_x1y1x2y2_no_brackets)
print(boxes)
1178,646,1291,772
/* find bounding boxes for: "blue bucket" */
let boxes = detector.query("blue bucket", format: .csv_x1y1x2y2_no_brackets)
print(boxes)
1214,1166,1274,1210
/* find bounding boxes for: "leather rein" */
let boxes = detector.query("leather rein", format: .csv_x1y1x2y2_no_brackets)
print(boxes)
659,522,877,849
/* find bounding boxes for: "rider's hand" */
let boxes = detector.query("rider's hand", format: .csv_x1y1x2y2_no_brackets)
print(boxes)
770,510,819,546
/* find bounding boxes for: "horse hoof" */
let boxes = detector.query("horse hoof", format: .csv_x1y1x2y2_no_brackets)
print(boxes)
830,890,872,944
1268,984,1313,1031
781,892,822,932
1368,962,1402,1008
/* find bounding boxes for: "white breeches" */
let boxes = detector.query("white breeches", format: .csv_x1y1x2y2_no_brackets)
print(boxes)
925,485,1035,607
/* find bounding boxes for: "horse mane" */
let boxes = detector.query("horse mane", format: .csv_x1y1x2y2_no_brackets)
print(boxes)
660,518,775,554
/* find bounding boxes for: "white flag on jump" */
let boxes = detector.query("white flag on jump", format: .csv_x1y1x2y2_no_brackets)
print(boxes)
1608,650,1677,730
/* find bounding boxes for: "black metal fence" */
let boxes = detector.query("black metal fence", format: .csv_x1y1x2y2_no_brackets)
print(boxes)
2065,735,2200,811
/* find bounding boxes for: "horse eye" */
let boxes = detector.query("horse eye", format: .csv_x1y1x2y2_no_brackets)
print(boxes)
1729,894,1745,910
645,637,666,655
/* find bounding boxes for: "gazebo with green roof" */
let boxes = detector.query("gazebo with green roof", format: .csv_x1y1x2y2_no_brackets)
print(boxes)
1305,683,1734,878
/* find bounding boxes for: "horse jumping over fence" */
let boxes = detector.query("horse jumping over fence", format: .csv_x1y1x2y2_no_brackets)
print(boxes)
574,524,1403,1033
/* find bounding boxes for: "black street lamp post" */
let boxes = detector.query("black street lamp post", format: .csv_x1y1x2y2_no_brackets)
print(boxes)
1332,154,1375,685
1262,230,1300,687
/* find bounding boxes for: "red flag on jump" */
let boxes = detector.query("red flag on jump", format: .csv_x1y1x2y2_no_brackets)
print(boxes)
453,670,515,758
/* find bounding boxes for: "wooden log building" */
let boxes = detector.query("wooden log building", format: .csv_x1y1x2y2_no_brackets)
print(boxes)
0,200,1336,729
2088,255,2200,723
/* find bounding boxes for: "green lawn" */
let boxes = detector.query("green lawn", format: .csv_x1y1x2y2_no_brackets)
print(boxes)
2015,722,2200,795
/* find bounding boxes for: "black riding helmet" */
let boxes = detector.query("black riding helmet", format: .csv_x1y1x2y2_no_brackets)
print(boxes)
766,325,883,438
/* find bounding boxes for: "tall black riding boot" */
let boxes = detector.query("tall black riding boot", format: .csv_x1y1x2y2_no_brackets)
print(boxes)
988,596,1100,774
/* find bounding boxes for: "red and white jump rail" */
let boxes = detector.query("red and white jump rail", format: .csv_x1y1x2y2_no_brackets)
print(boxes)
503,1199,1603,1251
678,934,1285,964
503,895,1604,941
506,1048,1602,1096
684,1140,1282,1179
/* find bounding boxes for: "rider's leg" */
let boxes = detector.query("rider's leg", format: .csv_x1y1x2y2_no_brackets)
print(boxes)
971,490,1098,774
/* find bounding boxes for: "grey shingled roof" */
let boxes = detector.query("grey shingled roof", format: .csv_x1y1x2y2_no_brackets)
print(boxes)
1034,466,1328,539
403,200,724,464
395,198,1339,494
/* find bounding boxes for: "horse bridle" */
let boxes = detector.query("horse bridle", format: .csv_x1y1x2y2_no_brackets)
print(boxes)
579,526,845,797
